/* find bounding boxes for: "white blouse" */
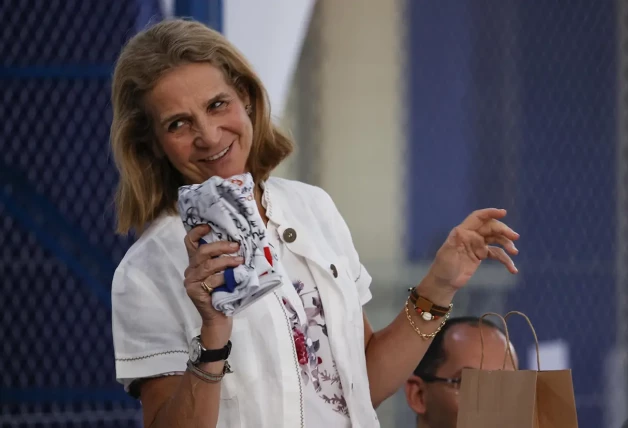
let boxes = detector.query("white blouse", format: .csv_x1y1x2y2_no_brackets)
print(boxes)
267,219,350,426
112,177,379,427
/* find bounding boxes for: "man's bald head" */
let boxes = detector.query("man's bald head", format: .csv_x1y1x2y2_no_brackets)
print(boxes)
405,317,518,428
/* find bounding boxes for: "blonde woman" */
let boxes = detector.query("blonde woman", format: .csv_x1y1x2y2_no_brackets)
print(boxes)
110,19,519,428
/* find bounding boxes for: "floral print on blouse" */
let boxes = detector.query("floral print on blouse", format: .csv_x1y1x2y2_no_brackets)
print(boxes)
282,280,349,417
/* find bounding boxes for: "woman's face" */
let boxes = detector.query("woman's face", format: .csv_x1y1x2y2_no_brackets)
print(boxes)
145,62,253,183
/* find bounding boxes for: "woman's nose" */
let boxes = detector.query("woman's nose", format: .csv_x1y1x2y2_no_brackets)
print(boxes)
193,119,221,147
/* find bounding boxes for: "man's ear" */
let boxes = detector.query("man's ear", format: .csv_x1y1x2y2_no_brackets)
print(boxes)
405,375,428,416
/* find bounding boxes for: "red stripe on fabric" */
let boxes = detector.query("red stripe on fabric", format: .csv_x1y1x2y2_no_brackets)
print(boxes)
264,247,273,266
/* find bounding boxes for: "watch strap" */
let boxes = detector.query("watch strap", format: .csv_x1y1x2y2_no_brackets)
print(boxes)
408,288,453,321
198,338,232,363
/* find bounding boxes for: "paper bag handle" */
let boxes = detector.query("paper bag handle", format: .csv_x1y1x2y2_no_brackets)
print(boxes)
478,312,517,371
504,311,541,371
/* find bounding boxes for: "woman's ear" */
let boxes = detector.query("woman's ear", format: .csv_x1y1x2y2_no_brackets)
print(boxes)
243,95,253,116
234,80,252,111
405,375,428,416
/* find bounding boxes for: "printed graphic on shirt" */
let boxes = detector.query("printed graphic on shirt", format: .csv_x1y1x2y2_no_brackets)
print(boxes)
283,280,349,417
178,173,263,271
177,173,282,316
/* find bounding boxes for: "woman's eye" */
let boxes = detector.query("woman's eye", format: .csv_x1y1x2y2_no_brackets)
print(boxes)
168,120,185,132
209,100,226,111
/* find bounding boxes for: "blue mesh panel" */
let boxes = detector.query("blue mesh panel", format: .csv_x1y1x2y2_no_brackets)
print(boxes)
407,1,618,426
0,0,163,426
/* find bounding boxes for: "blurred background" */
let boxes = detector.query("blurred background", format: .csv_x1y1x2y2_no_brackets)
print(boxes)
0,0,626,426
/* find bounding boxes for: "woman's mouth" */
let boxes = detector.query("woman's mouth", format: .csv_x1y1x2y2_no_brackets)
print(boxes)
203,143,232,162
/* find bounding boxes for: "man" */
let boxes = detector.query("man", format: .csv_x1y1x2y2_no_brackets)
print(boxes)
404,317,518,428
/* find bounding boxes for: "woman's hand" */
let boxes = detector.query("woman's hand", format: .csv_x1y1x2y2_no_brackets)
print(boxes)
183,224,243,347
428,208,520,291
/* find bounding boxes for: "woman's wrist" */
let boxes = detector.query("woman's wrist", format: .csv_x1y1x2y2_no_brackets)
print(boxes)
200,322,231,350
195,359,227,376
414,271,458,307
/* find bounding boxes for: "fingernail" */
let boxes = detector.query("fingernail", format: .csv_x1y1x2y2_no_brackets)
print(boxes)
230,242,239,248
236,256,244,262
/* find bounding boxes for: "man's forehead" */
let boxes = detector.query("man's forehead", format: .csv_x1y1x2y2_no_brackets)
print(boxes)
441,324,509,366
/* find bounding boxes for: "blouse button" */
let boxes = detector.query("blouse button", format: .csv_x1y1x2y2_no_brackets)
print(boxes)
330,264,338,278
282,228,297,243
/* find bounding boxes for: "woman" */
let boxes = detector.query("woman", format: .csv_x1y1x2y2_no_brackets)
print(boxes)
110,19,519,428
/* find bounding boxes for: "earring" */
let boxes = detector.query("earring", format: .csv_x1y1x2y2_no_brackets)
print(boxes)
245,104,253,115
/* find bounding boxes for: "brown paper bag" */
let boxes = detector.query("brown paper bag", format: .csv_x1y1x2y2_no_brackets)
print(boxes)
456,311,578,428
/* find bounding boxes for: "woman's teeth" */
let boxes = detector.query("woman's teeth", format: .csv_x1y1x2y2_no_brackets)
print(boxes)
205,145,230,161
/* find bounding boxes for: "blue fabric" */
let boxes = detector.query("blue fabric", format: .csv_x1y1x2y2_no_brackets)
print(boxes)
214,267,238,293
198,239,238,293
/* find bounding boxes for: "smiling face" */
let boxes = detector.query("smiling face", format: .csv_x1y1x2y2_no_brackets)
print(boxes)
145,62,253,183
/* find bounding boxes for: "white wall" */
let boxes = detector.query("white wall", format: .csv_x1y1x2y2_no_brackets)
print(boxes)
315,0,404,268
223,0,315,120
299,1,407,425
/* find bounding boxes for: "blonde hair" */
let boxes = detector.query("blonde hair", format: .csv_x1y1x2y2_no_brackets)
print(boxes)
110,19,293,234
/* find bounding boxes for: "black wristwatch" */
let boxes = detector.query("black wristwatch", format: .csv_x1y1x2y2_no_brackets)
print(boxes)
188,336,232,365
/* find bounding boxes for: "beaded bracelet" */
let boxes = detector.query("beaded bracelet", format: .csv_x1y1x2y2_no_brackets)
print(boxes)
408,287,453,321
404,297,450,340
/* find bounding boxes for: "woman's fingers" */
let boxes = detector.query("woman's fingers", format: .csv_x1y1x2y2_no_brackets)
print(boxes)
477,219,519,241
459,208,507,230
487,246,518,273
185,255,244,282
203,272,226,289
184,272,226,293
456,228,489,261
486,234,519,255
184,224,211,255
189,241,240,267
459,209,519,241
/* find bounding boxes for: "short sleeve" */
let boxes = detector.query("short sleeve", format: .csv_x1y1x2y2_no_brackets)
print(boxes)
112,230,197,395
352,263,373,306
320,190,373,306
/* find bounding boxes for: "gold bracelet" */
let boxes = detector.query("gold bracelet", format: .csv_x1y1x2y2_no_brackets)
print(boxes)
404,297,449,340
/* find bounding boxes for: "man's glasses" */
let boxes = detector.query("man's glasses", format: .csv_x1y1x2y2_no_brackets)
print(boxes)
416,373,462,390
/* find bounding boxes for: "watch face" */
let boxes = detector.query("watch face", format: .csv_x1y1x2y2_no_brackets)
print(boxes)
189,338,201,363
